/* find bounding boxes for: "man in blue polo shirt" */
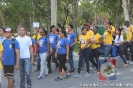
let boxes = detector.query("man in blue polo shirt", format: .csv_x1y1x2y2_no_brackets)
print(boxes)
3,28,20,88
67,24,77,72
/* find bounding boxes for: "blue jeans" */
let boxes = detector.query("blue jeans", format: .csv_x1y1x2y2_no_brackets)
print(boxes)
69,47,74,69
19,58,31,88
78,47,91,74
117,45,127,64
104,45,112,57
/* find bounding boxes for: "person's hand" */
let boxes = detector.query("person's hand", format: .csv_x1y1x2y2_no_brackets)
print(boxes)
55,53,57,58
30,58,34,65
81,47,85,50
91,40,95,44
14,64,19,70
78,52,80,55
66,55,69,60
113,43,116,45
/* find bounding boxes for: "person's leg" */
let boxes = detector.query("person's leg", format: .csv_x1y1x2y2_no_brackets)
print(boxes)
47,54,52,73
84,47,91,74
7,77,14,88
89,49,98,71
117,45,127,64
124,42,130,61
130,42,133,62
104,45,112,57
52,49,60,69
43,53,48,75
39,53,44,77
24,58,31,86
36,54,40,71
69,47,74,72
0,69,2,87
19,59,25,88
94,48,100,70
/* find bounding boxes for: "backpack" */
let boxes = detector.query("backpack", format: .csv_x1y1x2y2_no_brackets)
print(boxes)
3,38,16,56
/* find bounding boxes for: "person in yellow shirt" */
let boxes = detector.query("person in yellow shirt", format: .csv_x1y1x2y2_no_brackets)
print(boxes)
90,26,103,74
74,27,91,78
0,42,3,87
103,22,115,57
124,21,133,64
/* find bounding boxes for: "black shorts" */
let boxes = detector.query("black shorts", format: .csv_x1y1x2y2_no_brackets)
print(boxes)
4,65,14,78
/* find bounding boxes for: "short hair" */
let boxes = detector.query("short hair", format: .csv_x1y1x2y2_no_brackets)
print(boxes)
68,24,73,29
50,25,55,32
56,28,59,32
125,21,130,24
19,27,25,30
39,27,45,30
94,26,98,30
0,28,5,33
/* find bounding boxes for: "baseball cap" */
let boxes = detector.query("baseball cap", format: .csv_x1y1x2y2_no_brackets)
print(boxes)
5,28,12,32
85,23,91,27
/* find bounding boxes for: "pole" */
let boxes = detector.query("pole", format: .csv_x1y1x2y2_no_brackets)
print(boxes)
51,0,57,26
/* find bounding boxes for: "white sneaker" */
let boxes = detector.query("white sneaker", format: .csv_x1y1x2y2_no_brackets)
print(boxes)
130,61,133,64
127,60,131,64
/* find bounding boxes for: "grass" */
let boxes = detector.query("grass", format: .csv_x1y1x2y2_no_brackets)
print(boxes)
74,42,80,53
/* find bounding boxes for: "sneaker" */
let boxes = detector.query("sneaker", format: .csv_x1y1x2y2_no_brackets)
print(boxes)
81,68,84,70
74,73,81,78
69,68,75,73
90,67,94,69
127,60,131,64
43,74,48,78
85,73,90,77
65,74,71,79
130,61,133,64
54,68,59,71
27,85,31,88
55,77,62,81
123,64,128,67
37,76,43,79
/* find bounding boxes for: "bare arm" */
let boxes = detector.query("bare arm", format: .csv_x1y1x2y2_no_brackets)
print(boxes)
33,44,36,55
15,49,20,68
30,45,34,64
0,51,3,60
70,38,77,47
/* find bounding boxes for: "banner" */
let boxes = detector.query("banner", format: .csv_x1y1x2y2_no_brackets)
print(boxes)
98,57,117,81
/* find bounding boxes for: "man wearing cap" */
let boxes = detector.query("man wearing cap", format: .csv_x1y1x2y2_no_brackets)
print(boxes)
2,28,20,88
67,24,77,72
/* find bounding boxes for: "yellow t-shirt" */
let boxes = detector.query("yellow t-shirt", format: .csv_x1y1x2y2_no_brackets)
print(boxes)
91,33,101,49
110,25,115,35
87,30,94,38
126,26,133,42
32,34,42,43
79,34,91,48
103,30,113,45
0,42,3,69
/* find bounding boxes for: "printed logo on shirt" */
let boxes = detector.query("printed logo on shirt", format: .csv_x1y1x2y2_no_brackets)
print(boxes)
103,34,106,40
67,35,70,41
57,41,61,48
49,36,54,43
80,38,86,44
9,44,12,49
39,40,44,47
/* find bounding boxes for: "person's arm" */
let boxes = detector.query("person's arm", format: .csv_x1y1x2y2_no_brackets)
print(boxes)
0,51,3,60
47,44,50,57
114,35,124,45
55,46,58,58
129,26,133,44
70,38,77,47
14,49,20,70
66,45,69,60
33,44,36,56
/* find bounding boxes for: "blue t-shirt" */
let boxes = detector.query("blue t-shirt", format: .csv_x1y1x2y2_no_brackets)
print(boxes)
39,37,47,53
47,34,59,49
0,36,6,43
57,38,69,54
31,38,36,45
3,39,20,65
67,32,77,47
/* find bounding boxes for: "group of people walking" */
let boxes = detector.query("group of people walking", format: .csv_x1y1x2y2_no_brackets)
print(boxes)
0,20,133,88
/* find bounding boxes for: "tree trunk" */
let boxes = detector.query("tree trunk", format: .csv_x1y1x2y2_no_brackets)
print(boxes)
72,0,78,34
128,0,133,23
0,10,6,27
122,0,130,21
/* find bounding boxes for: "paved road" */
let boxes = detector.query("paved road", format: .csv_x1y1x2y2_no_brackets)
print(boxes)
1,54,133,88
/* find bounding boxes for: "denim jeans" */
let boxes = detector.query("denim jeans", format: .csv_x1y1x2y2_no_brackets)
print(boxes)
104,45,112,57
78,47,91,74
116,45,127,64
124,42,133,61
69,47,74,69
19,58,31,88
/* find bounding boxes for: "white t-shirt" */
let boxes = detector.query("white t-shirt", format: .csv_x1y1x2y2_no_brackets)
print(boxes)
16,35,32,58
115,35,124,46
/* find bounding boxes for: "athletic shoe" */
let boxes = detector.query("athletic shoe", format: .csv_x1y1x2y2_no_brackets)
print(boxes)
130,61,133,64
55,77,62,81
69,68,75,73
85,73,90,77
77,67,84,70
37,76,43,79
27,85,31,88
127,60,131,64
65,74,71,79
90,67,94,69
74,73,81,78
43,74,48,78
54,68,59,71
123,64,128,67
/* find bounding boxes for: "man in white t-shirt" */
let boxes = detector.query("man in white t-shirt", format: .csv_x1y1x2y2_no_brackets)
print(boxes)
16,27,34,88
